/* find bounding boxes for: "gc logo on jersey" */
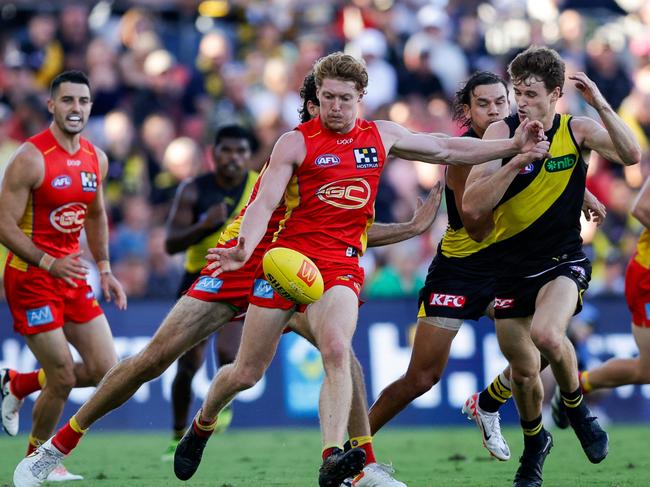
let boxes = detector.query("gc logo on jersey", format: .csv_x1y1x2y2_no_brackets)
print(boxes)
316,178,371,210
80,172,97,192
315,154,340,167
50,202,87,233
354,147,379,169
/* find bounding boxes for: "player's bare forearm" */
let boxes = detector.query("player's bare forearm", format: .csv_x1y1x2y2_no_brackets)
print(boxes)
632,178,650,228
367,222,419,247
464,163,519,224
594,105,641,166
0,215,46,266
84,212,110,263
165,222,216,255
238,199,274,261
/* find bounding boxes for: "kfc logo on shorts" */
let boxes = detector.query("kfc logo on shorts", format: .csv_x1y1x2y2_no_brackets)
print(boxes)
317,178,371,210
51,175,72,189
315,154,341,167
429,293,466,308
494,298,515,309
50,202,87,233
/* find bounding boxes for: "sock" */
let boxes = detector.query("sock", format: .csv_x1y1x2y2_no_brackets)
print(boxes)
322,445,342,461
561,387,587,421
521,415,545,452
10,369,45,400
192,411,217,439
579,371,593,394
52,416,87,455
478,373,512,413
26,435,45,456
349,436,375,465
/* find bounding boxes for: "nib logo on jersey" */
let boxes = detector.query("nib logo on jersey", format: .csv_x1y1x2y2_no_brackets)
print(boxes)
80,171,98,192
429,293,466,308
353,147,379,169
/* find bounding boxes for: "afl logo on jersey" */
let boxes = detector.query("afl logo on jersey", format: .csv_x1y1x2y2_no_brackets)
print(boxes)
316,178,371,210
50,202,88,233
315,154,341,167
519,163,535,175
51,175,72,189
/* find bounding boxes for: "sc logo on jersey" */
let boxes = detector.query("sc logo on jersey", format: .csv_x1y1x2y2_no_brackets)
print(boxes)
50,202,87,233
316,178,371,210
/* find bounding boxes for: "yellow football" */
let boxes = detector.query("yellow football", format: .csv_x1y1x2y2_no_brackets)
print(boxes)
262,247,324,305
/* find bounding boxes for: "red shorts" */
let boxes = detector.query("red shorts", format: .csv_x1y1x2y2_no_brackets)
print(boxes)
4,265,103,336
185,247,264,311
625,257,650,328
248,255,365,311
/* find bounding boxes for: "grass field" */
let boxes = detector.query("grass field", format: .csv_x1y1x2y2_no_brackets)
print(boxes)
1,425,648,486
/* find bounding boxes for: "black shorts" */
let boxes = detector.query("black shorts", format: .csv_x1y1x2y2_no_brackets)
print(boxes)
494,255,591,319
417,254,495,321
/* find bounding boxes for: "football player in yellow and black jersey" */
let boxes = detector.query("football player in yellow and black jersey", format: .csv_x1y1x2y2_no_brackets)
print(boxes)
464,46,641,487
162,125,257,460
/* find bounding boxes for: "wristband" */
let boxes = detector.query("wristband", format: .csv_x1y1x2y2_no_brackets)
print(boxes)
97,260,112,274
38,253,55,272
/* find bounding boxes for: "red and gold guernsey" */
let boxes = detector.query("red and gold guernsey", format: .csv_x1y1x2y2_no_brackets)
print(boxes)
634,228,650,269
8,128,100,271
270,117,386,262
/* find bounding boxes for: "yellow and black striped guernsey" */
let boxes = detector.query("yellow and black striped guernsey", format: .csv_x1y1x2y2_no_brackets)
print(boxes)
438,127,497,270
492,113,586,275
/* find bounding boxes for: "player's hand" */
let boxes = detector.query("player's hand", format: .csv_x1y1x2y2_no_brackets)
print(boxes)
200,203,228,231
410,181,443,234
100,272,128,310
514,118,547,152
48,251,88,287
582,189,606,226
570,72,608,110
509,141,551,170
205,237,248,276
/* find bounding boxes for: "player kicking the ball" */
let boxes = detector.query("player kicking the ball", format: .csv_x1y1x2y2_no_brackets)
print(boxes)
13,69,442,487
172,52,547,487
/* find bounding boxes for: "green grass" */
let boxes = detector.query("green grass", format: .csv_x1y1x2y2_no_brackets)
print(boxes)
2,425,648,486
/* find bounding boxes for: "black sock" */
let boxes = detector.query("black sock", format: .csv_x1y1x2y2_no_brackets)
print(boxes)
561,387,587,422
521,415,545,452
478,375,512,413
343,440,351,452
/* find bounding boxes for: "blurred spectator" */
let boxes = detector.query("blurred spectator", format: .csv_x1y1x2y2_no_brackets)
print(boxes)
365,240,425,299
17,12,63,89
145,226,183,299
110,195,152,263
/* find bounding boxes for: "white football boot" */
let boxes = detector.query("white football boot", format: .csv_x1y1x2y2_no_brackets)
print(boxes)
352,463,407,486
0,368,24,436
462,392,511,461
13,438,65,487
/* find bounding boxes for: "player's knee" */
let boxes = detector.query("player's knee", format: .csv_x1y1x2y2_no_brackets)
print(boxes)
509,364,538,388
45,366,76,397
232,365,263,391
407,371,439,397
320,340,350,370
531,330,563,361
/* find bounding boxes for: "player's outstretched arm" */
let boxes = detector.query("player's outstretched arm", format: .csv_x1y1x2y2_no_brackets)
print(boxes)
570,72,641,166
582,188,606,226
377,119,545,166
631,176,650,228
207,130,303,276
85,148,127,308
462,121,551,242
366,182,442,247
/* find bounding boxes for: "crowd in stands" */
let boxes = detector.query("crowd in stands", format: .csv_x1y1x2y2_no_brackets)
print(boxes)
0,0,649,306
